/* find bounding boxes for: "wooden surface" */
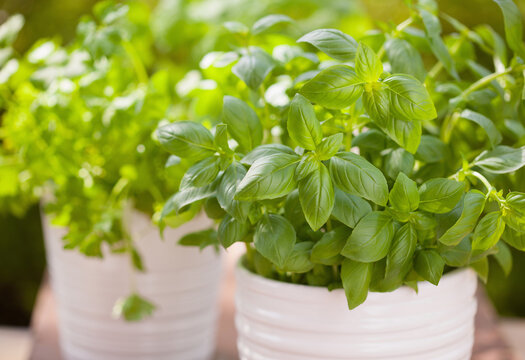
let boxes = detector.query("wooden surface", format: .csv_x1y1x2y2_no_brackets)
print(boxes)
30,272,516,360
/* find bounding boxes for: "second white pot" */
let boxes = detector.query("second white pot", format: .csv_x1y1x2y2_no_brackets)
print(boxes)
235,264,478,360
43,210,222,360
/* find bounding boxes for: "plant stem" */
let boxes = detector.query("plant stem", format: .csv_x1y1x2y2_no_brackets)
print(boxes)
460,64,525,99
377,17,414,60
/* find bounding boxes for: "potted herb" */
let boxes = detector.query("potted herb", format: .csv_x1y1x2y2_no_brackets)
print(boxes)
158,0,525,358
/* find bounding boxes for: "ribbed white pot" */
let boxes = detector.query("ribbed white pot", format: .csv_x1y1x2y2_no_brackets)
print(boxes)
43,210,222,360
235,264,478,360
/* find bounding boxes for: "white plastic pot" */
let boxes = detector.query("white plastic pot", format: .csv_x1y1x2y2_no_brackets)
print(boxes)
235,264,478,360
43,210,222,360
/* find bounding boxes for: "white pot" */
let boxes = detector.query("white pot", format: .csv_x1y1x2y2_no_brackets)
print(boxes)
235,264,478,360
43,210,222,360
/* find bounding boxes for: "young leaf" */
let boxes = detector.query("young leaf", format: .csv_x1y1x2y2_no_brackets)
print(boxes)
384,38,427,82
329,152,389,206
389,172,419,213
179,156,220,189
383,74,437,121
493,241,512,276
414,250,445,286
241,144,296,166
157,121,215,160
254,214,296,268
298,163,335,231
236,153,299,200
251,14,293,36
316,133,343,160
300,65,364,109
112,293,155,322
418,178,465,214
222,96,263,151
471,211,506,251
493,0,525,59
472,146,525,174
439,190,486,246
332,188,372,228
459,109,502,148
355,43,383,82
217,162,251,221
287,93,322,150
218,215,249,248
341,258,372,309
297,29,358,61
232,47,275,89
310,226,351,265
295,154,320,181
386,223,417,278
342,211,395,262
283,242,315,273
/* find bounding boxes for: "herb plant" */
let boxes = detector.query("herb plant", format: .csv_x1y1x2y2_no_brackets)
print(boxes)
159,0,525,309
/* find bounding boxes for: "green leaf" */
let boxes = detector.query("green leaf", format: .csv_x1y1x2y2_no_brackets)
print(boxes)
384,148,414,180
113,293,155,322
0,14,24,46
332,188,372,228
222,96,263,152
389,172,419,213
439,236,472,267
298,163,334,231
503,192,525,232
251,14,293,36
162,179,219,216
300,65,364,109
254,214,296,268
472,146,525,174
362,83,390,123
218,215,249,248
180,156,220,189
342,211,395,262
311,227,351,265
383,74,437,121
386,223,417,278
384,38,427,82
297,29,358,61
494,241,512,276
414,250,445,286
214,124,230,153
459,109,502,148
316,133,343,160
157,121,215,160
470,257,489,283
204,197,227,219
418,178,465,214
379,117,422,154
232,47,275,89
503,227,525,251
355,43,383,82
472,211,506,251
493,0,525,59
416,135,447,163
283,242,315,273
217,162,251,221
236,153,299,200
287,93,322,150
241,144,296,166
179,229,218,249
439,190,486,246
284,190,306,228
341,258,372,309
295,154,320,181
329,152,388,206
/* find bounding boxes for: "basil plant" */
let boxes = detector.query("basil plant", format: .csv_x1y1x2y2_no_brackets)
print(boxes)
158,0,525,310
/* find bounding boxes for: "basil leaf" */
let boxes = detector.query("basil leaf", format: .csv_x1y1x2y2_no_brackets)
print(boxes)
384,148,414,180
204,197,226,219
416,135,447,163
342,211,395,262
352,129,388,151
418,178,465,214
493,0,525,59
472,145,525,174
384,38,426,82
251,14,293,36
439,190,486,246
362,83,390,123
355,42,383,82
389,172,419,213
179,229,218,249
241,144,295,166
236,153,299,200
493,241,512,276
470,257,489,283
341,258,372,310
287,93,322,150
503,227,525,251
283,241,315,273
214,124,230,153
331,189,371,229
472,211,506,251
179,156,220,190
217,162,251,221
414,249,445,286
300,65,364,109
459,109,502,148
222,96,263,152
379,117,422,154
383,74,437,121
298,163,335,231
254,214,296,268
310,227,351,265
439,236,472,267
284,190,306,228
113,293,155,322
232,47,275,90
297,29,358,61
329,152,388,206
504,192,525,232
162,178,219,216
157,121,215,160
218,215,249,249
295,154,320,181
316,133,343,160
386,223,417,278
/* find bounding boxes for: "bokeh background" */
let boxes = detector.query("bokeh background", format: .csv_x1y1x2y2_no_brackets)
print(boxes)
1,0,525,328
